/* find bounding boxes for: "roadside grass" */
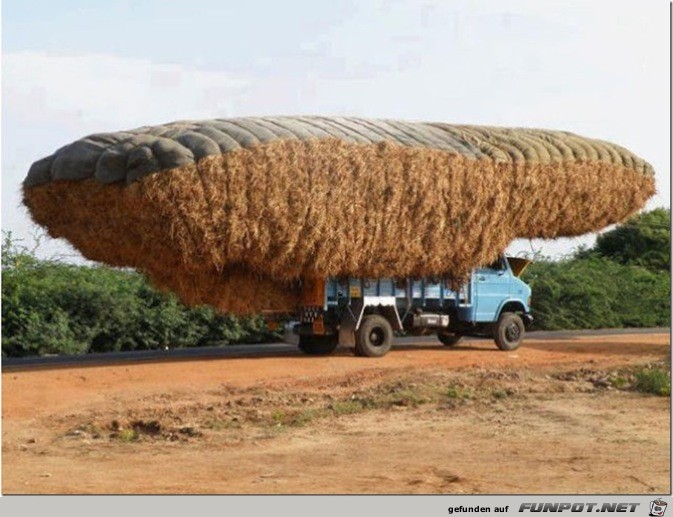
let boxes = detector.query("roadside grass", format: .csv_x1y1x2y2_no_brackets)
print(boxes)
330,400,369,416
633,366,671,396
270,408,327,427
84,377,519,443
609,375,630,389
116,429,139,443
490,388,515,400
446,386,473,400
551,362,670,397
73,362,670,444
267,382,443,429
234,379,486,432
203,363,670,437
206,418,241,431
600,363,671,397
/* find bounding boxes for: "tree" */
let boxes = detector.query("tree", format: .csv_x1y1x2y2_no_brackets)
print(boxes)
593,208,670,271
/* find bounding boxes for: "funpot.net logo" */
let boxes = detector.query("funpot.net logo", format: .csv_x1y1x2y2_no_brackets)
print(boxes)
650,500,667,517
519,502,641,513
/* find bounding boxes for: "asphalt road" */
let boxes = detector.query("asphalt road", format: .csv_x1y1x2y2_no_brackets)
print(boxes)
2,327,669,371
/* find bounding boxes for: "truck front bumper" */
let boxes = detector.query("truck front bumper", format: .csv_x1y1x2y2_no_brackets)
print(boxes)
522,313,534,328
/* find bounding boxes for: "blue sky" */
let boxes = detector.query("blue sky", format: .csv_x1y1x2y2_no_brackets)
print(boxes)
2,0,670,261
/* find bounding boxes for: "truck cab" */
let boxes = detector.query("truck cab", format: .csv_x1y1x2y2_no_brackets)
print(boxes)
286,255,533,357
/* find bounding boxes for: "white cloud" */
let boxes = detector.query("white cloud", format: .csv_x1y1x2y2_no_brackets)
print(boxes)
3,51,248,131
2,0,669,263
2,51,250,259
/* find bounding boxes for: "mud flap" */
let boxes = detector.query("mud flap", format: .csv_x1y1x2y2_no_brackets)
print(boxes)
338,298,362,347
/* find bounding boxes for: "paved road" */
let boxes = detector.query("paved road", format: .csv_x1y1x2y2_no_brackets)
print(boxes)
2,327,668,371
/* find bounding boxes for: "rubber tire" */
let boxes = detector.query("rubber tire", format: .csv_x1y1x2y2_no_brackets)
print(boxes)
355,315,394,357
298,335,338,356
493,312,525,351
437,331,463,347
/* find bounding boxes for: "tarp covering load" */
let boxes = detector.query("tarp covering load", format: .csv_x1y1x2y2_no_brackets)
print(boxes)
23,116,655,314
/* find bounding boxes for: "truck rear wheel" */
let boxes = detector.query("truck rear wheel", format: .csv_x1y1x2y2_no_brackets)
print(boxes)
298,335,338,355
493,312,524,351
437,331,463,347
355,315,393,357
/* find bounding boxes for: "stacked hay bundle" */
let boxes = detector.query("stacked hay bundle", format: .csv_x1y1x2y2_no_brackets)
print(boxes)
23,117,655,314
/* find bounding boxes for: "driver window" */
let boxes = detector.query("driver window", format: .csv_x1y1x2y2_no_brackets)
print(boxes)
485,256,506,271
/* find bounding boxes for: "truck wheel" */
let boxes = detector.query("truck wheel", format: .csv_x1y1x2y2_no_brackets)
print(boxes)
493,312,524,351
298,335,338,355
355,315,393,357
437,331,463,347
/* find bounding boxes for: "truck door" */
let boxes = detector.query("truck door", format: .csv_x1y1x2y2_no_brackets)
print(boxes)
474,256,511,322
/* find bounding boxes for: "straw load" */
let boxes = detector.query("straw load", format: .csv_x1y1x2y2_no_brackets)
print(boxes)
23,117,655,314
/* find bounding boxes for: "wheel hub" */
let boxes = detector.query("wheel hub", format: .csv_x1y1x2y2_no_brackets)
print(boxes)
505,323,520,342
369,328,385,347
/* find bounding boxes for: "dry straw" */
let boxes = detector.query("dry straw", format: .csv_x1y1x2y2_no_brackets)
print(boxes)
23,118,656,314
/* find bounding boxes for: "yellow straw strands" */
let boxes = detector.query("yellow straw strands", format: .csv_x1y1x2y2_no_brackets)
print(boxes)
23,117,655,314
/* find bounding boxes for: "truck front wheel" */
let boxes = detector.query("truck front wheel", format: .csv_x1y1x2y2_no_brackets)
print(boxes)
355,315,393,357
493,312,524,351
298,335,338,355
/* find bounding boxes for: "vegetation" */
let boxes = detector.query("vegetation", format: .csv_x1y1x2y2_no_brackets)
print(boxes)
591,208,669,272
1,208,669,357
633,366,671,396
523,256,670,330
1,232,278,358
522,208,670,330
605,363,671,397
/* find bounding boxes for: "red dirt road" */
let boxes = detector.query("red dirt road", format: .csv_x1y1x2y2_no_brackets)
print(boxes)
2,332,670,494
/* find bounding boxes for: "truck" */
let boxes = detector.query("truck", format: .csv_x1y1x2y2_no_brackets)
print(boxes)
285,255,533,357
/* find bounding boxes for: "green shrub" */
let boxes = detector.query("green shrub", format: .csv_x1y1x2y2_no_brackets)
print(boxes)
633,367,671,397
590,208,670,272
633,367,671,396
523,256,670,330
524,208,670,330
1,233,279,357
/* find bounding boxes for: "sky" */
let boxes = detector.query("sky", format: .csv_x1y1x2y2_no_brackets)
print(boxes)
1,0,670,262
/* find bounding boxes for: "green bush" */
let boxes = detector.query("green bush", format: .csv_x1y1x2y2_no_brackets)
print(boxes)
633,367,671,396
591,208,670,272
522,208,670,331
523,257,670,330
1,233,279,357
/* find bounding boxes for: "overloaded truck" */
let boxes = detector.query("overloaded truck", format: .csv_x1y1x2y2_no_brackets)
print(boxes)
285,255,533,357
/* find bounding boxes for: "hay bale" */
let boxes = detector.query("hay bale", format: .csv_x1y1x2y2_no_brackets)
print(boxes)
22,117,655,314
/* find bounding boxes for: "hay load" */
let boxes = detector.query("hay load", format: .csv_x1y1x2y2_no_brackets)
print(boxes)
23,116,655,314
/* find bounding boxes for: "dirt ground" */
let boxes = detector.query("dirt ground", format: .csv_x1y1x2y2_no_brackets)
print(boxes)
2,333,670,494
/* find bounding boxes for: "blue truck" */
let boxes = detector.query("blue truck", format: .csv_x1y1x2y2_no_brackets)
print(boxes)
285,255,533,357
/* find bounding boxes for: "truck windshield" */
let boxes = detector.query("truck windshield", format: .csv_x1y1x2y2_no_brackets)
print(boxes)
485,256,507,271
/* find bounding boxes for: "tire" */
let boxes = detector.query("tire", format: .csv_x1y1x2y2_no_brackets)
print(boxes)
437,331,463,347
298,335,338,355
493,312,525,351
355,315,393,357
